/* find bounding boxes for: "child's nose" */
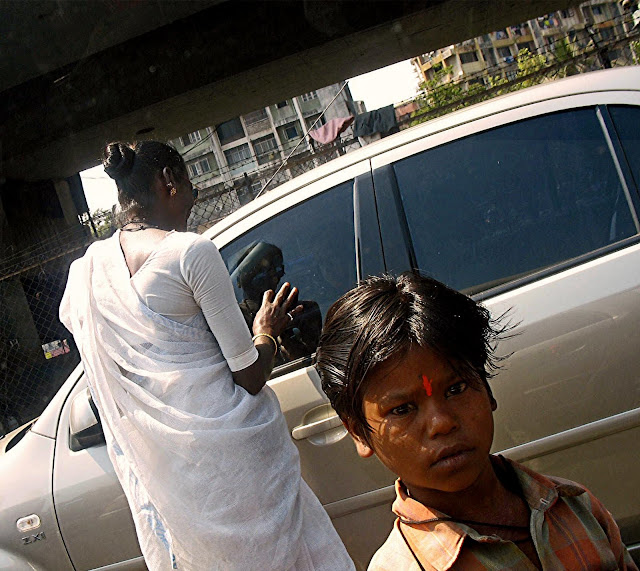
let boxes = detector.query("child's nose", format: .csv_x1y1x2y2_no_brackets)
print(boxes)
424,401,459,439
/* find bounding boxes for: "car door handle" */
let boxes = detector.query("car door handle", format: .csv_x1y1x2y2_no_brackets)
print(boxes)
292,414,343,440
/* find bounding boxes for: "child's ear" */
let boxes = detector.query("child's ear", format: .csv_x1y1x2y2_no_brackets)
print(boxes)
342,421,375,458
351,434,375,458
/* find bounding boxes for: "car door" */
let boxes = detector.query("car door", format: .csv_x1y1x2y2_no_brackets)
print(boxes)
371,94,640,555
52,375,145,570
214,161,394,569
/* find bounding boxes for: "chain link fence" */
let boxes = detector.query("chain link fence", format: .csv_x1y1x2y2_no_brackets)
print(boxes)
186,136,361,233
0,225,90,434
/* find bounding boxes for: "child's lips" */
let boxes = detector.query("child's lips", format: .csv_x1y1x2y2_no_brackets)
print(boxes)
430,445,474,469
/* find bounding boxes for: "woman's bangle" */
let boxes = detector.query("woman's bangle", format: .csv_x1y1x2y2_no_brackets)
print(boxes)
252,333,278,358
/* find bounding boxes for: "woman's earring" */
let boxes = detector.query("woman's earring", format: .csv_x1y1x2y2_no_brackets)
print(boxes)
168,182,177,197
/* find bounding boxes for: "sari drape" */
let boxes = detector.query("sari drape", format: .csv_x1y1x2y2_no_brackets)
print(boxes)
60,233,353,571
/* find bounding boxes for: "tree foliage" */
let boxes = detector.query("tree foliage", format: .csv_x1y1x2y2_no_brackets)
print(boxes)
91,207,116,238
410,48,554,126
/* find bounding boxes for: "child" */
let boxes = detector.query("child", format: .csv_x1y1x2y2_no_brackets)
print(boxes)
315,273,637,570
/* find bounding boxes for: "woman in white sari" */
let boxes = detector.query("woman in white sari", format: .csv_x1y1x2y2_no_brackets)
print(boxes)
60,141,354,571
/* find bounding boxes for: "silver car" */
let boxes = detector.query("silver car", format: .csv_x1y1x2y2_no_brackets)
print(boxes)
1,67,639,569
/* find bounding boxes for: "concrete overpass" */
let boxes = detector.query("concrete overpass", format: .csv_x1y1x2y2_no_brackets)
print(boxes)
2,0,574,182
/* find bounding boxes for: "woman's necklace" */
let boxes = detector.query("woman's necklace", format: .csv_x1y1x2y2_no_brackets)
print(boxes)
121,220,161,232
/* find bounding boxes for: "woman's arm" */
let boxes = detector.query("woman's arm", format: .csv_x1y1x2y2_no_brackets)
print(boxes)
184,237,300,394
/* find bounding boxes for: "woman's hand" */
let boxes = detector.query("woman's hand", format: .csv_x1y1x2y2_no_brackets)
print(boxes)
253,282,303,338
233,283,303,395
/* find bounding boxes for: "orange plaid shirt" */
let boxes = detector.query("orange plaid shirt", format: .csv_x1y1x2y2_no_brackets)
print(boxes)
369,457,637,570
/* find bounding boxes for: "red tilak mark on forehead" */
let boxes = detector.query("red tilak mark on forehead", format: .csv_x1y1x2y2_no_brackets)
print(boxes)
422,375,433,397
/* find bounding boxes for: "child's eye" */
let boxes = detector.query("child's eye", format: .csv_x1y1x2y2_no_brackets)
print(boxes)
389,403,415,416
445,381,468,398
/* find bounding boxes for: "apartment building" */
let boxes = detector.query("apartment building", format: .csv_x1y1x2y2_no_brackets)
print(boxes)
170,82,356,227
411,0,631,90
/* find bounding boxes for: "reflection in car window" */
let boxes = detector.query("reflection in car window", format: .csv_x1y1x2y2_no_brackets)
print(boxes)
609,105,640,197
221,181,356,366
392,108,638,292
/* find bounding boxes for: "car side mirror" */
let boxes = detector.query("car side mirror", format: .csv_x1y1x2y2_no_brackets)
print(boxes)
69,388,105,451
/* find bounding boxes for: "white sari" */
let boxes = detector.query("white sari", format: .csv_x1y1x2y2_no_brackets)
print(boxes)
60,232,354,571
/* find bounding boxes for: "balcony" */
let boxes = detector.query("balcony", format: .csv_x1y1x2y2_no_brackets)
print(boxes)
461,61,486,74
491,30,516,48
271,111,298,127
245,118,271,137
298,98,323,117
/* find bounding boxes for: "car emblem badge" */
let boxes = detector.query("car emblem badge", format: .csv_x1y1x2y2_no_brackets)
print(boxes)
21,532,46,545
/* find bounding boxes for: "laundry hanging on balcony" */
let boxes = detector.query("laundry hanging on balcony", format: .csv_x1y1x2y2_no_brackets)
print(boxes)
309,116,354,144
353,105,398,138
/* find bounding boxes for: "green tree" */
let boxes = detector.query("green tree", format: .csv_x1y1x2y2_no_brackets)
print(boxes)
510,48,547,90
91,207,116,238
631,40,640,65
417,66,462,110
411,65,480,125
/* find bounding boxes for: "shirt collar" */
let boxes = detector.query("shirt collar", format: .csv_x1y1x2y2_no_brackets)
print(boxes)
502,455,586,512
391,456,587,571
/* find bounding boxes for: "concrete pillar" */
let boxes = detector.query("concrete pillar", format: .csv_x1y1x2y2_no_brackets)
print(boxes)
292,97,314,152
264,106,286,159
54,179,79,226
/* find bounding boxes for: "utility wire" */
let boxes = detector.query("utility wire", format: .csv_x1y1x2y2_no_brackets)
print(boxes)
255,81,350,198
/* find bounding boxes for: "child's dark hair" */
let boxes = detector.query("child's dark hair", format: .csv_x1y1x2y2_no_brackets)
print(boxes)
315,272,507,444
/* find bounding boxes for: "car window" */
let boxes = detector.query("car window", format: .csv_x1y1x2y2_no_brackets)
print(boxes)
391,108,638,292
609,105,640,197
220,181,356,367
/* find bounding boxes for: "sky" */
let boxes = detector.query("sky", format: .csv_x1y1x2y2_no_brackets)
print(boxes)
80,165,118,213
80,59,421,213
347,59,420,111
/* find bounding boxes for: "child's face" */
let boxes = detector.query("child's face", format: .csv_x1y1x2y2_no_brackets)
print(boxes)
351,345,496,501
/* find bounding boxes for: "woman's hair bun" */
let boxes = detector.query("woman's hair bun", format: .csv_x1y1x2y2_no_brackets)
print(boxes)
103,142,135,180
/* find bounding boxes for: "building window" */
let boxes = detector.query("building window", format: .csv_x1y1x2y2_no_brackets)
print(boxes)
217,118,245,146
187,157,212,178
253,135,278,165
251,180,263,195
459,51,479,64
497,46,513,59
599,27,614,40
305,114,324,130
244,109,268,125
592,5,604,16
517,42,535,54
506,69,518,81
276,101,289,109
184,131,202,144
300,91,318,102
224,143,252,167
560,8,574,18
537,15,556,29
284,124,299,140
